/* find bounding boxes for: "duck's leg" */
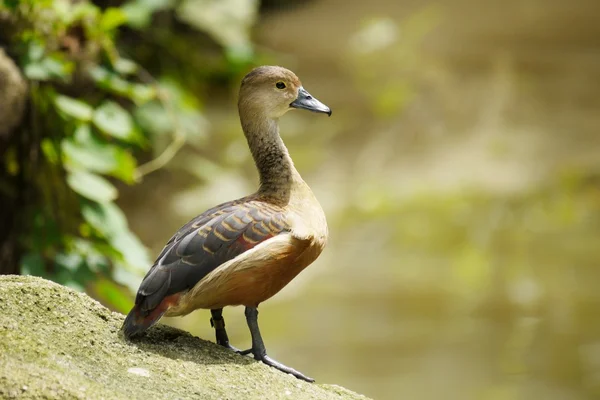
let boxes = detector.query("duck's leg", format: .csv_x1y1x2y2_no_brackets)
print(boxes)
243,306,314,382
210,308,239,351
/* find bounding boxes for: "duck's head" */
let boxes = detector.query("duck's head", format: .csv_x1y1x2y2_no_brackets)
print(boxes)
239,66,331,120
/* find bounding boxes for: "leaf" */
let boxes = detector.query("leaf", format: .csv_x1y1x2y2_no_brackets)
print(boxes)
135,80,207,144
24,63,51,81
62,2,100,25
41,138,60,164
100,8,128,31
62,138,114,174
21,253,46,277
176,0,258,62
74,123,93,142
111,153,137,182
31,212,63,251
134,102,170,136
81,201,128,237
122,0,175,29
113,266,143,294
66,169,118,202
55,95,94,121
24,56,73,81
64,280,86,292
85,252,110,274
114,58,138,75
90,66,156,105
43,56,73,77
54,252,83,272
27,41,45,62
110,230,151,271
93,101,138,142
128,84,156,105
63,125,137,183
81,202,150,271
4,148,18,176
70,238,110,274
93,278,133,313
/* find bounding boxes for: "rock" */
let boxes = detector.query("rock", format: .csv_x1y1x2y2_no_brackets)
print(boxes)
0,275,368,400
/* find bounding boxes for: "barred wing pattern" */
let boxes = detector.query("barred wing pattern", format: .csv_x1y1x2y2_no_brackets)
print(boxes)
135,198,291,316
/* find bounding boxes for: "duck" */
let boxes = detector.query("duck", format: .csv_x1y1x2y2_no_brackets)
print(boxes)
122,65,332,382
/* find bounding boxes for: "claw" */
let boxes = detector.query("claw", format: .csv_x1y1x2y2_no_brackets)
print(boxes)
218,341,241,352
257,354,314,382
238,347,314,382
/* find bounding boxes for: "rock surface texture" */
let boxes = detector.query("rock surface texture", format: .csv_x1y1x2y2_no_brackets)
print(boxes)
0,275,368,400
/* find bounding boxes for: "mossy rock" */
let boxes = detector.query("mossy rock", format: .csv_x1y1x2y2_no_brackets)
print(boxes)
0,275,368,400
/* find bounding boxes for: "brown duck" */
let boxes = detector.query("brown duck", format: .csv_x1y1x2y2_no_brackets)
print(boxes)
122,66,331,382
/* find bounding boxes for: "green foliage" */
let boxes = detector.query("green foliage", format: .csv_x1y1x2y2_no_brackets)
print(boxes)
62,124,137,183
55,95,94,121
92,101,141,143
176,0,258,62
66,169,118,202
1,0,258,309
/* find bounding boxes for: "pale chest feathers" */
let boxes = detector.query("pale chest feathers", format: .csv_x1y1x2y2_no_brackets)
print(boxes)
287,183,328,248
287,205,327,248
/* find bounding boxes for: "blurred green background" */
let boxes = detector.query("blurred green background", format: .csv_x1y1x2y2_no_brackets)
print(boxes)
2,0,600,399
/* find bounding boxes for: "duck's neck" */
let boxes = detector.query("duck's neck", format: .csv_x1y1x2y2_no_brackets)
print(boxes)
241,116,302,202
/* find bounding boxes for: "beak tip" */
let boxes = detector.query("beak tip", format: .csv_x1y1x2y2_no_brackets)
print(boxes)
290,87,332,117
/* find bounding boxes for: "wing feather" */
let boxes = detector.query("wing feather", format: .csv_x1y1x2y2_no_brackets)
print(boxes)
134,197,290,316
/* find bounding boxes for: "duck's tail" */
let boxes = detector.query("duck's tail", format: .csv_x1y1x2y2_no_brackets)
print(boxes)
121,304,163,339
121,293,182,339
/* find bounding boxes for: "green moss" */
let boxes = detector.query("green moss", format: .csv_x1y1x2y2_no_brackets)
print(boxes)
0,275,368,400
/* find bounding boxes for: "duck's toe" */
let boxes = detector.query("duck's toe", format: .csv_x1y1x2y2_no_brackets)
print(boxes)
256,354,315,382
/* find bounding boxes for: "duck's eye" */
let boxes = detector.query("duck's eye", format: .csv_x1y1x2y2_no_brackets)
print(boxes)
275,81,286,89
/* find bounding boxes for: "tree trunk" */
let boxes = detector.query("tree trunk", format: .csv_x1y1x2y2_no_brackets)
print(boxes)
0,48,28,275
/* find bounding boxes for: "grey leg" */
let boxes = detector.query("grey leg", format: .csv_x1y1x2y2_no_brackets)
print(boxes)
243,306,314,382
210,308,239,351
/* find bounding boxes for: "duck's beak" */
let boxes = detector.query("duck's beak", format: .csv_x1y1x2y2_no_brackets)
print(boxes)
290,87,332,116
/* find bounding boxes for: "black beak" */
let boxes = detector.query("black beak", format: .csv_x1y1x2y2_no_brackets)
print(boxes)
290,87,332,116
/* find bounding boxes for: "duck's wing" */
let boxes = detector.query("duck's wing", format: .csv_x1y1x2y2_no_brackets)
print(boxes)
133,198,291,317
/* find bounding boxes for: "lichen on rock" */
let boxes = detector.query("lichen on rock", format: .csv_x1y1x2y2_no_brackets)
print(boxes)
0,275,368,400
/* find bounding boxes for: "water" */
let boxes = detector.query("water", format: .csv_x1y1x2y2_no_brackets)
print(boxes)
121,1,600,398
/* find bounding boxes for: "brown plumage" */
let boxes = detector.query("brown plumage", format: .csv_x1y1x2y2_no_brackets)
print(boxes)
122,66,332,382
